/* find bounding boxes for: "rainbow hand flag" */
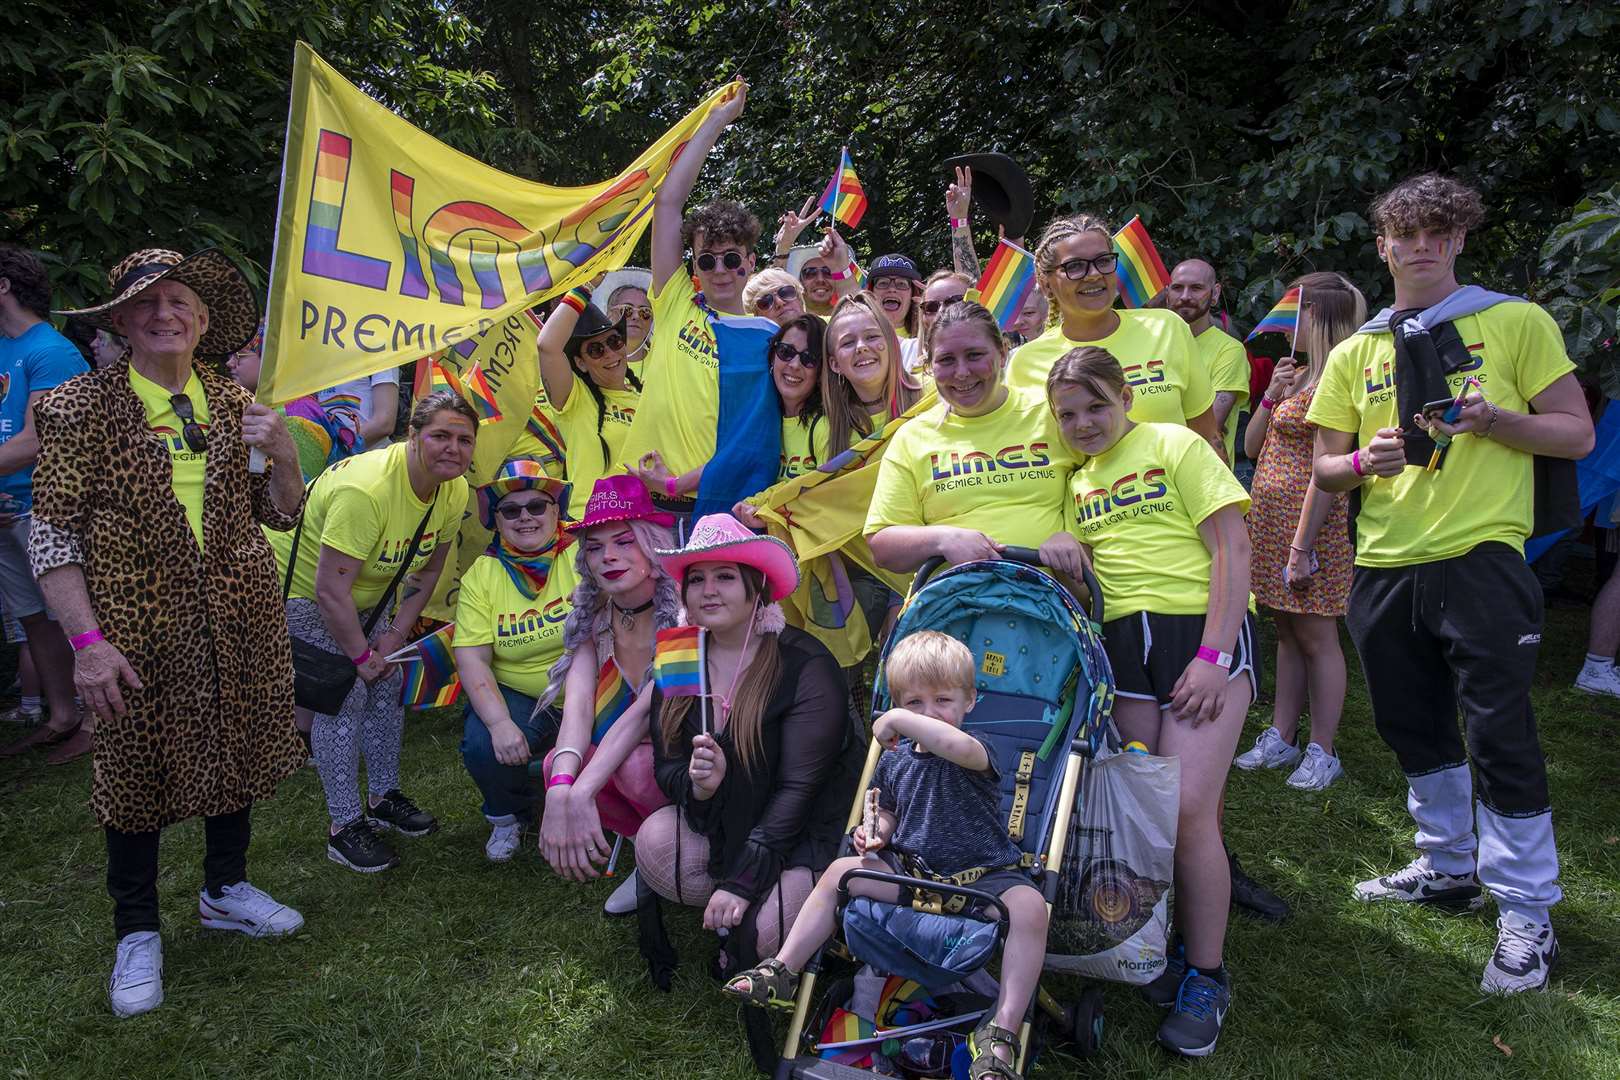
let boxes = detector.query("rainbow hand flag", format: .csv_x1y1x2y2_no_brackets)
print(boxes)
523,402,567,474
653,626,705,699
592,659,636,745
974,239,1038,330
819,147,868,230
1247,286,1303,341
1112,215,1171,309
459,363,503,423
400,623,460,709
412,353,457,398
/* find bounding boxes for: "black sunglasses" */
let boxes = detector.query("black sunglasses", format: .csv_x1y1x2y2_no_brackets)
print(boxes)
1058,252,1119,280
582,333,625,361
799,265,834,280
169,393,207,453
920,294,966,316
771,341,819,368
756,285,800,312
497,497,556,521
695,250,746,273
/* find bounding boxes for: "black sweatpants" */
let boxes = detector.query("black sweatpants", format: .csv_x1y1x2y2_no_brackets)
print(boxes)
105,805,253,940
1345,542,1560,916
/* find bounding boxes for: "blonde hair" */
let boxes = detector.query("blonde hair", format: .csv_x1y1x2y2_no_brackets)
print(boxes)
886,630,975,701
1045,345,1127,406
822,292,925,456
743,267,803,316
1290,271,1367,394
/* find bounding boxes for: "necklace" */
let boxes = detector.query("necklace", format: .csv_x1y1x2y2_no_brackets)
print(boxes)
612,596,654,630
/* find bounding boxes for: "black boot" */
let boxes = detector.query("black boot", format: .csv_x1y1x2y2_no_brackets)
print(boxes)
636,871,678,991
1228,847,1290,923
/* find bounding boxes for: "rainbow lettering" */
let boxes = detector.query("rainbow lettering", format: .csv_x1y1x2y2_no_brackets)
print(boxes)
303,130,391,289
928,442,1053,481
1075,468,1171,523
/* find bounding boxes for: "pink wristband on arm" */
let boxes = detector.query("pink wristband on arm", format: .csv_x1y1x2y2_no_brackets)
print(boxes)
70,630,105,652
1351,449,1365,477
351,648,373,666
547,773,576,789
1196,646,1233,670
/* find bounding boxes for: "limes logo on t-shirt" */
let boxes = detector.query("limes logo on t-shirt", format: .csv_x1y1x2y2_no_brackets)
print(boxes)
928,442,1054,487
496,597,570,640
1361,339,1488,405
1122,359,1170,396
377,530,439,568
1075,467,1172,526
781,452,818,478
152,421,209,461
675,308,719,372
606,401,637,425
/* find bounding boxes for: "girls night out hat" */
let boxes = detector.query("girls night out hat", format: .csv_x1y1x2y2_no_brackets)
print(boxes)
574,474,677,531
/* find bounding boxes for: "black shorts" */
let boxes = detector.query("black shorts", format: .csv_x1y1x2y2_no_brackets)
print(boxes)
1101,611,1260,709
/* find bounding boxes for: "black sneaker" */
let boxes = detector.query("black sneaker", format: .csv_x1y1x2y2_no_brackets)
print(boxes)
368,789,438,837
327,818,399,873
1142,937,1187,1008
1157,967,1231,1058
1229,850,1291,923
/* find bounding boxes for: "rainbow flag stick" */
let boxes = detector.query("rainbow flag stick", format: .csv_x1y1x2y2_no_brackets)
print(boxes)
818,146,869,231
1246,286,1303,344
972,239,1038,331
1112,215,1170,309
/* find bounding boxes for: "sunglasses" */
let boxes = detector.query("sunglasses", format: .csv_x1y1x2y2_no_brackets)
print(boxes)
609,303,653,322
497,497,556,521
771,341,820,368
169,393,207,453
755,285,800,312
695,250,746,273
1058,252,1119,280
920,294,966,316
581,333,625,361
799,266,834,280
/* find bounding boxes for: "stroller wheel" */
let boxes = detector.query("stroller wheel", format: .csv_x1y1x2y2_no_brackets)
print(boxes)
1067,987,1104,1058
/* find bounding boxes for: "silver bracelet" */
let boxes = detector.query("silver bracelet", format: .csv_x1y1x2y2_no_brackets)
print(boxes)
1483,400,1500,437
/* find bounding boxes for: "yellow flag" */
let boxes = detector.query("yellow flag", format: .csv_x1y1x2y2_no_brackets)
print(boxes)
259,42,737,405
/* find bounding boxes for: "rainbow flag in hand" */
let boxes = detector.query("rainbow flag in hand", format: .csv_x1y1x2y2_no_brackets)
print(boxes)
973,239,1038,330
1247,287,1303,341
1112,215,1171,309
653,626,705,699
399,623,460,709
819,147,868,230
412,353,457,398
459,363,503,424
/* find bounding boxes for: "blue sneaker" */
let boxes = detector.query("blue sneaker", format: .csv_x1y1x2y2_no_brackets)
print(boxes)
1141,937,1187,1008
1157,966,1231,1057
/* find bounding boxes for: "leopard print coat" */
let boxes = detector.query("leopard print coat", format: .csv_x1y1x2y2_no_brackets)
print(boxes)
29,360,305,832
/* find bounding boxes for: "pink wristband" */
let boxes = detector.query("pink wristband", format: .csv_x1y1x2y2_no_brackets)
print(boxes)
664,475,678,498
1351,449,1365,477
70,629,105,651
949,217,969,230
547,773,576,789
351,648,373,666
1259,396,1276,411
1196,646,1233,669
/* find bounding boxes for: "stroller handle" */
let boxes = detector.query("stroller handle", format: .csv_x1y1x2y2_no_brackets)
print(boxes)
837,867,1013,927
912,546,1104,623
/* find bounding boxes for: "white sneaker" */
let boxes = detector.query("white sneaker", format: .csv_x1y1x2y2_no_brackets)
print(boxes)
198,881,305,937
485,820,523,862
1352,856,1484,908
1574,664,1620,699
603,869,640,917
1233,727,1302,771
1286,743,1344,791
1482,915,1558,994
109,931,163,1018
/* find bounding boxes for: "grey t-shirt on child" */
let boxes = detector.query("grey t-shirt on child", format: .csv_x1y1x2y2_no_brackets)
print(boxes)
872,735,1023,877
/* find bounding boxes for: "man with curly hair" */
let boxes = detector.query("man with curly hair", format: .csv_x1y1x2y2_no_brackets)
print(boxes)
1307,173,1593,993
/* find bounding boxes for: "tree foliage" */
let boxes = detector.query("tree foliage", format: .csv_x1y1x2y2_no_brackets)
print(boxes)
4,0,1618,372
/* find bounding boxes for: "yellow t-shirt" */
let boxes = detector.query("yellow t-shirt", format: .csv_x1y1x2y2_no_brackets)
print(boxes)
864,387,1076,549
1070,422,1251,620
511,379,639,502
1007,308,1215,426
620,272,740,476
780,414,830,481
269,441,470,610
1305,301,1574,568
1195,326,1251,463
129,366,210,550
454,552,578,697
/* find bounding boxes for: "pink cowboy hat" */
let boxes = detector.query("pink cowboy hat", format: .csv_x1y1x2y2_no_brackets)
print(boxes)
574,474,676,531
656,514,800,602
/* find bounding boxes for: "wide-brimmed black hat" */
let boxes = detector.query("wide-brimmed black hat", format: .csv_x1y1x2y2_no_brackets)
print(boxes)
564,303,628,360
942,153,1035,240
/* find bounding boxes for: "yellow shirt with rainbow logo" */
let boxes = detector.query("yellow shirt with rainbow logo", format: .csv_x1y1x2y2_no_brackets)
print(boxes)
129,365,210,551
454,553,578,697
780,414,830,482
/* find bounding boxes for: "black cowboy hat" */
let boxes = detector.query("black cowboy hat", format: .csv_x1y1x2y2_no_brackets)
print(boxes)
941,153,1035,240
564,303,628,360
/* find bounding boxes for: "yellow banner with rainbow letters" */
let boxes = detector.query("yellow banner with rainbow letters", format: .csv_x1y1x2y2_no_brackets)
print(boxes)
259,42,736,404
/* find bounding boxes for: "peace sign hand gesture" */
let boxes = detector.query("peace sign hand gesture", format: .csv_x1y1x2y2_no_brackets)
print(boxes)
775,194,821,254
946,166,973,223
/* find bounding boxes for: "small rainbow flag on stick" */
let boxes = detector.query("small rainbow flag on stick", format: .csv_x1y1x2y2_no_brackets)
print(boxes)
653,626,705,699
398,623,460,710
1246,287,1303,342
819,147,868,230
523,402,567,475
1112,215,1171,309
973,239,1038,330
458,363,503,424
412,353,456,398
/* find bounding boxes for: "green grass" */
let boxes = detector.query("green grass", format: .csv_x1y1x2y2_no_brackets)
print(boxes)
3,594,1619,1080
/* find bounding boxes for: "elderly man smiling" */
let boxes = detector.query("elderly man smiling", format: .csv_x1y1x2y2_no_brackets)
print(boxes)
37,248,308,1018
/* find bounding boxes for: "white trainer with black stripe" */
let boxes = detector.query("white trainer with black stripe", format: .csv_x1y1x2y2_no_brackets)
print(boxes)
1352,856,1484,908
198,881,305,937
1482,915,1558,994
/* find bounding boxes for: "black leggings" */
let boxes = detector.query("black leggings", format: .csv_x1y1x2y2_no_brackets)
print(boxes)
105,805,252,940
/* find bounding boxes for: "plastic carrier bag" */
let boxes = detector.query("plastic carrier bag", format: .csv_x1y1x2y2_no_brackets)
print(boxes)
1047,744,1179,984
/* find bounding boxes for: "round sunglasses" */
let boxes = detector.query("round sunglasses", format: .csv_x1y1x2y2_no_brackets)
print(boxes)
609,303,653,322
581,333,625,361
497,497,556,521
695,250,746,273
756,285,800,312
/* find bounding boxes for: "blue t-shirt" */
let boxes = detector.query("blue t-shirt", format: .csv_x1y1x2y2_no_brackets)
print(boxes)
871,734,1023,876
0,323,88,512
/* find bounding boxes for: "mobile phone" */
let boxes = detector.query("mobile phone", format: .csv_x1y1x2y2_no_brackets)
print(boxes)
1421,396,1462,422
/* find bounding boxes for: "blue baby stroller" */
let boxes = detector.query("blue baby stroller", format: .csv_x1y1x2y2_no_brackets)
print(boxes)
764,549,1114,1079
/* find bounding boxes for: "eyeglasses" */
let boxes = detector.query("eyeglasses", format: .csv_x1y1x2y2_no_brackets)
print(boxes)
755,285,800,312
497,497,556,521
771,341,820,368
920,294,966,316
799,265,834,280
869,276,912,291
609,303,653,322
169,393,207,453
1057,252,1119,280
695,250,746,273
582,333,625,361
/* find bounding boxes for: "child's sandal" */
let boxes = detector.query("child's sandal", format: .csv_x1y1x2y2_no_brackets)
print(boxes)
968,1019,1023,1080
720,957,799,1010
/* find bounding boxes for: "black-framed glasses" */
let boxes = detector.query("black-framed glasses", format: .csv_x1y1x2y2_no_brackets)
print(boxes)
695,250,746,273
771,341,819,368
920,294,966,316
169,393,207,453
608,303,653,322
756,285,800,312
497,497,556,521
582,333,625,361
1058,252,1119,280
869,276,912,291
799,265,834,280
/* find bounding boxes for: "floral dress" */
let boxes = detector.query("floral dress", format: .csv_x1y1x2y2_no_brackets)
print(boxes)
1248,386,1353,616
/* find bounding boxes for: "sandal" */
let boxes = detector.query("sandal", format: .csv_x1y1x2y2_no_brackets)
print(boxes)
968,1019,1023,1080
720,957,799,1010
